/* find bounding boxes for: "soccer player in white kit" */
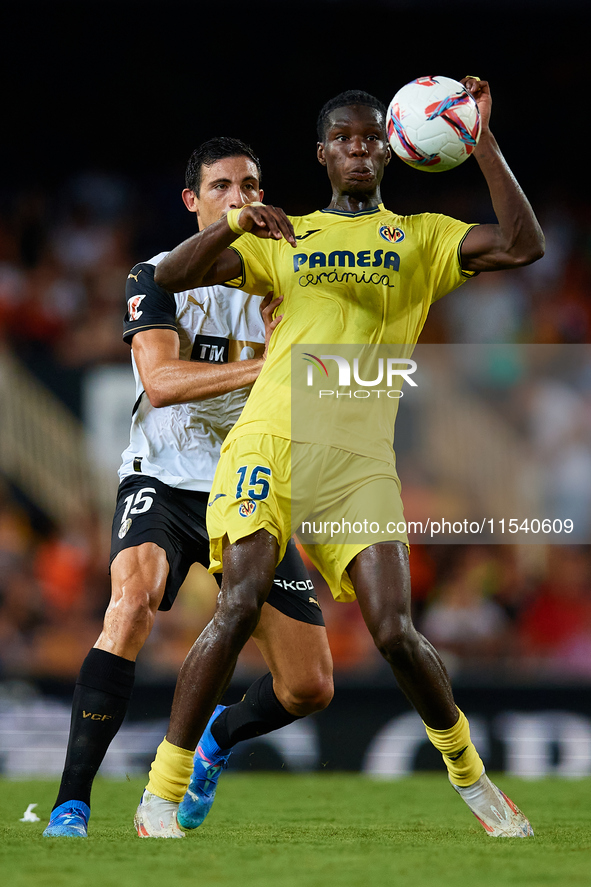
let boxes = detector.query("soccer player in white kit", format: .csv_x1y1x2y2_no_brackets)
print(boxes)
44,138,333,839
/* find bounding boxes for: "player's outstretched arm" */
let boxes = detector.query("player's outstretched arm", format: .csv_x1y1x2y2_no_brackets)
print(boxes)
459,78,545,273
132,294,283,407
154,205,296,292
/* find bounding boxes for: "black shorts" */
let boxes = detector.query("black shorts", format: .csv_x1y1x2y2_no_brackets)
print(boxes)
110,475,324,625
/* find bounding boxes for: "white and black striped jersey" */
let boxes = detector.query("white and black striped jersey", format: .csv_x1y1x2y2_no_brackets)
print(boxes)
119,253,265,491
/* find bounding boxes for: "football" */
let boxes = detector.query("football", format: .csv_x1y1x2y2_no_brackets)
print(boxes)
387,76,481,172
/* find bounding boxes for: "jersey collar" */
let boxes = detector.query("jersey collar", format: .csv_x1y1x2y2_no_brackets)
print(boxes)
320,204,383,217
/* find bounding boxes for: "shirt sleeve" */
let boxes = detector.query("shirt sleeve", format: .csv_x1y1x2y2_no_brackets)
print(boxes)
419,214,479,303
123,262,178,344
225,234,276,297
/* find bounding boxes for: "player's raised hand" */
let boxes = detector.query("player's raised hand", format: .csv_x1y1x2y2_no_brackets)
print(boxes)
260,292,284,360
232,203,296,247
461,76,491,133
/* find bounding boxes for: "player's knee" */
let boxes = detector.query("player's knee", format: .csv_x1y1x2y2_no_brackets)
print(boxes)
109,580,163,635
216,582,266,638
278,672,334,716
294,675,333,715
372,616,418,665
124,580,162,615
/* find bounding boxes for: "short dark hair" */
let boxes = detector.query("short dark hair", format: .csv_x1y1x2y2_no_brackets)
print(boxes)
185,137,262,195
316,90,387,141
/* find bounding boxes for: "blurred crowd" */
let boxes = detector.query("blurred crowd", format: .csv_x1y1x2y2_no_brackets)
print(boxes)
1,171,591,685
2,476,591,683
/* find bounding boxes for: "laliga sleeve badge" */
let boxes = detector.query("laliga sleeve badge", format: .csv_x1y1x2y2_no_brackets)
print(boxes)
238,500,257,517
118,518,133,538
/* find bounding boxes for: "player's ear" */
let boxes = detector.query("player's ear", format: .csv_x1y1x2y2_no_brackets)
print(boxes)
182,189,199,213
317,142,327,166
258,189,264,202
384,144,392,166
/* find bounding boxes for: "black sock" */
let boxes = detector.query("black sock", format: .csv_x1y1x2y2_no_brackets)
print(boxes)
53,648,135,810
210,672,301,749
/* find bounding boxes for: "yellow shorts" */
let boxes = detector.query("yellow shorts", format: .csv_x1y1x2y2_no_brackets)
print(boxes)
206,434,408,603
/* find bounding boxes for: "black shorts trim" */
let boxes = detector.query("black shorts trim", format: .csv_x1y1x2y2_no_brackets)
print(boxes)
110,475,323,624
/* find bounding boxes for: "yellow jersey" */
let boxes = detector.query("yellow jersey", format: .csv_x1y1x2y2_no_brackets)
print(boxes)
226,203,475,459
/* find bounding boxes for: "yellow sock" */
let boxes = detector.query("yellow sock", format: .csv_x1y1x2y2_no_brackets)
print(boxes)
146,738,195,802
424,708,483,787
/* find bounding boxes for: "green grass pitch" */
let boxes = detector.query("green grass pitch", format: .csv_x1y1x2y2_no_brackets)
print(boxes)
1,774,590,887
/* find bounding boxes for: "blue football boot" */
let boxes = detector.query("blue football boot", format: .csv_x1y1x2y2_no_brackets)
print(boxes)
43,801,90,837
177,704,232,829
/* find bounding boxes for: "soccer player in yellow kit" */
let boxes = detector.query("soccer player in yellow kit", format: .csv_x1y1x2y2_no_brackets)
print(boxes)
138,78,544,837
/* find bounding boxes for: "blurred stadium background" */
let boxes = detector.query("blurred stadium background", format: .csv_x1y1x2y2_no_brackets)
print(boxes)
1,0,590,781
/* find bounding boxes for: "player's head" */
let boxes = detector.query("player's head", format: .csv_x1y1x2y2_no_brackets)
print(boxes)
183,137,263,230
316,91,386,142
316,91,390,196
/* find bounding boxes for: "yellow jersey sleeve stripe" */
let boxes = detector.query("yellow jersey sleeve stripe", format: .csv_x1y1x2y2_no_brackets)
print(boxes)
458,223,480,278
224,246,247,290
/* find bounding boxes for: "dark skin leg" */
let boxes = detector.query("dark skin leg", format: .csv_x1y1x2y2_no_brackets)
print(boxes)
348,540,458,730
166,529,278,749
